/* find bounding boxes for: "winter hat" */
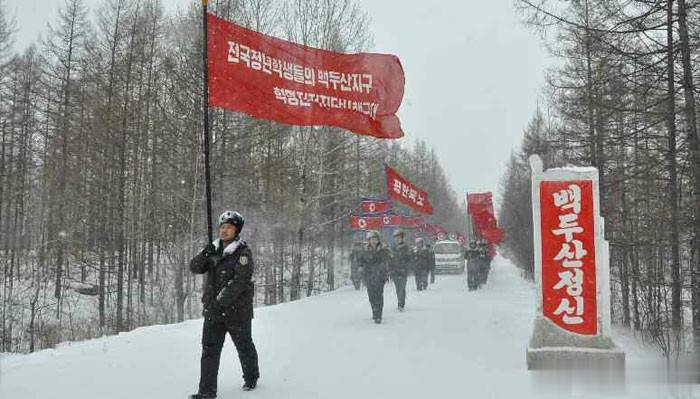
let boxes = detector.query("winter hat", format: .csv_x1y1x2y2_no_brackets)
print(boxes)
218,210,244,233
366,230,380,240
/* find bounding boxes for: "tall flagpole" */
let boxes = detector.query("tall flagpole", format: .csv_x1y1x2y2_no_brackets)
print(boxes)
202,0,214,243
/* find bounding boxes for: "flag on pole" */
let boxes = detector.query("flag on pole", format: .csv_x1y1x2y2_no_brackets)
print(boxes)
350,212,424,230
385,165,434,215
361,198,393,214
206,14,405,139
467,192,504,244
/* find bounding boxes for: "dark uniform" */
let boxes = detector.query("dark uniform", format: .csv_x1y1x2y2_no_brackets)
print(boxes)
427,244,436,284
465,242,481,290
190,238,259,397
349,242,364,290
359,240,389,323
477,241,492,286
413,242,433,291
389,241,412,310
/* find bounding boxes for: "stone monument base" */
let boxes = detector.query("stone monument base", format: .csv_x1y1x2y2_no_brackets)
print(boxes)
526,346,625,371
527,346,626,395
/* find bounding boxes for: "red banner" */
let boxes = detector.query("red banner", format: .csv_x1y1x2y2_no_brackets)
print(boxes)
207,14,405,139
350,215,383,230
467,192,503,245
385,165,433,215
350,213,424,230
397,214,424,228
420,223,447,235
540,180,598,336
361,198,392,214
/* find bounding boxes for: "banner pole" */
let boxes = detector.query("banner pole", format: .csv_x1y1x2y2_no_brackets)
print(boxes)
202,0,214,243
465,190,472,243
383,164,394,242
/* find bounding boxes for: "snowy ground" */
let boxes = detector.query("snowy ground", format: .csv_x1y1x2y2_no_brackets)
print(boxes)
1,256,698,399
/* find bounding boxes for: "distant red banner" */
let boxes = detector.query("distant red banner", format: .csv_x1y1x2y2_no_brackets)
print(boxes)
385,165,433,215
540,180,598,336
467,192,503,245
350,213,424,230
361,198,392,214
420,223,447,235
397,215,424,228
207,14,405,139
350,215,383,230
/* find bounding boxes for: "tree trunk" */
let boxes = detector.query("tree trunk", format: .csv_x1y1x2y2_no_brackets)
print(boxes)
666,0,682,336
677,0,700,343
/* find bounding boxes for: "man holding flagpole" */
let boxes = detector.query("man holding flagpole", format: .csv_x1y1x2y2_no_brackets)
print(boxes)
193,0,404,391
189,211,260,398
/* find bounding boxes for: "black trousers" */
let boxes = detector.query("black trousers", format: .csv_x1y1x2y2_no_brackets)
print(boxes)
366,280,385,320
198,316,259,395
415,270,428,290
467,261,479,290
392,274,407,308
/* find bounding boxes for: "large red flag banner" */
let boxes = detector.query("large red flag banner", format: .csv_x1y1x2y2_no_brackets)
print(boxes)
207,14,405,139
385,165,434,215
467,192,503,244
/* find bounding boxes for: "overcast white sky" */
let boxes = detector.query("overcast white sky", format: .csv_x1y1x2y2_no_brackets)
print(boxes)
8,0,551,202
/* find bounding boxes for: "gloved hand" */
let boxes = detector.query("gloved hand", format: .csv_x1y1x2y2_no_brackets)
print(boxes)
211,300,228,318
202,243,217,258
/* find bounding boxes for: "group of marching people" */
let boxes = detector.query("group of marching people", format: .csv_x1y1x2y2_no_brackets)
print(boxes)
349,229,436,324
465,239,492,290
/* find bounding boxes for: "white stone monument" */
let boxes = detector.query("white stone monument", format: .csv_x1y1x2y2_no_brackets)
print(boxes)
526,155,624,374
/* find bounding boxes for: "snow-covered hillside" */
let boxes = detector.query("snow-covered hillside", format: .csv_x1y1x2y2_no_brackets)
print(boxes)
1,257,697,399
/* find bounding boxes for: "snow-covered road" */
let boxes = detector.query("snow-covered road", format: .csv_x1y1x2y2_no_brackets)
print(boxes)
2,257,697,399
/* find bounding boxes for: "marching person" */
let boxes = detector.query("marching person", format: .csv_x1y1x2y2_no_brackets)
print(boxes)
359,230,390,324
189,211,260,399
389,229,412,311
413,238,431,291
427,243,436,285
477,239,492,286
465,240,481,290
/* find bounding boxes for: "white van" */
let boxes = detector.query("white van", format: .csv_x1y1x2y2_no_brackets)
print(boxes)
433,240,465,274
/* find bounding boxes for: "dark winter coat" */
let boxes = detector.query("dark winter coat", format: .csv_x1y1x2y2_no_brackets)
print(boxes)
359,243,389,286
190,238,255,321
413,246,434,274
389,243,412,279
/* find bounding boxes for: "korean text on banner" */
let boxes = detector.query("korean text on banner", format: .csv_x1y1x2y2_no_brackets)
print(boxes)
207,14,405,139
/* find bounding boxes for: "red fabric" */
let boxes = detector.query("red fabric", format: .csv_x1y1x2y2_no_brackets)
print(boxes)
350,215,383,230
419,223,446,234
207,14,405,139
361,199,392,214
385,165,434,215
539,180,598,336
396,215,424,228
350,213,424,229
467,192,504,245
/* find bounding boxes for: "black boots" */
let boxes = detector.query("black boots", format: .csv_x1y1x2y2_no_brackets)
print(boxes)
242,380,258,391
